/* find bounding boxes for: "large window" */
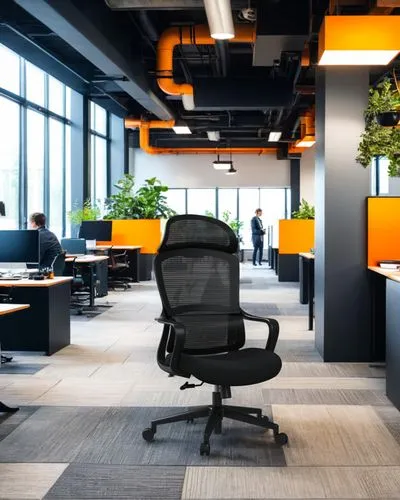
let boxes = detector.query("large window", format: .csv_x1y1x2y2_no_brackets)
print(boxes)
0,43,71,236
90,102,109,205
167,187,290,248
371,157,390,195
0,97,20,229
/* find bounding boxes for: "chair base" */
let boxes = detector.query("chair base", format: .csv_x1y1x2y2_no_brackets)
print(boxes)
142,389,288,455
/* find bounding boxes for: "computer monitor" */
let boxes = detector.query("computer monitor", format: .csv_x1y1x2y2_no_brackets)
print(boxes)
61,238,87,255
79,220,112,242
0,230,40,264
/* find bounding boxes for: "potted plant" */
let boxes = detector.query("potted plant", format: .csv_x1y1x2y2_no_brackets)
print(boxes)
67,199,101,236
292,199,315,219
357,78,400,177
104,174,175,280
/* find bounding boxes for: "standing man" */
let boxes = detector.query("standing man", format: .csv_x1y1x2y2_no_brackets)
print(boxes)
30,212,62,268
251,208,265,266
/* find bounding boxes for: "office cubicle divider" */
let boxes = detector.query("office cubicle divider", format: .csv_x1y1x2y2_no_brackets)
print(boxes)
367,196,400,266
278,219,315,282
96,219,166,280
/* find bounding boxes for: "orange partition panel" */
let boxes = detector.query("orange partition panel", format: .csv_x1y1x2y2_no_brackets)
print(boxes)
279,219,315,254
97,219,162,254
367,197,400,266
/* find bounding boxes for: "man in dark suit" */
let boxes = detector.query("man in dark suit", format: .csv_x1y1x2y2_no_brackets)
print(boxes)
30,212,62,268
251,208,265,266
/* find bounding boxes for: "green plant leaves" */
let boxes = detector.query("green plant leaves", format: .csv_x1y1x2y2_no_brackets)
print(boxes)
104,174,176,220
68,199,101,225
292,199,315,219
357,78,400,176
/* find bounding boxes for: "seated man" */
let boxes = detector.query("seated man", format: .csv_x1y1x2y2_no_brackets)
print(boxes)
30,212,62,269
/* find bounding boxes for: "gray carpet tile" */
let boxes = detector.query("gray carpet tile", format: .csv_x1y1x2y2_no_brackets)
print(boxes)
0,406,39,442
241,302,307,316
74,406,286,467
45,464,185,500
0,363,47,374
0,406,286,466
246,339,322,363
0,406,108,463
262,388,391,406
375,406,400,445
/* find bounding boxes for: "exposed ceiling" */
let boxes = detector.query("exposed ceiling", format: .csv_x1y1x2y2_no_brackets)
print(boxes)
1,0,399,157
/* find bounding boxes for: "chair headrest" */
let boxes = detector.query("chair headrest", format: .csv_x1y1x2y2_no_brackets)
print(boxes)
158,215,238,254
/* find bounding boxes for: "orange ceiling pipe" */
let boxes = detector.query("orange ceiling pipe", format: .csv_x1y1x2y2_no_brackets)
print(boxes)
125,118,277,155
157,24,255,96
139,125,277,155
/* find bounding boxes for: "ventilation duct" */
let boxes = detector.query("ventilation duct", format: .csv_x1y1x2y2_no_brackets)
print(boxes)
189,77,294,111
253,0,311,66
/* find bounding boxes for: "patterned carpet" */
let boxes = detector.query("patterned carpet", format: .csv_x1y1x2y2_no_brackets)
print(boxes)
0,266,399,499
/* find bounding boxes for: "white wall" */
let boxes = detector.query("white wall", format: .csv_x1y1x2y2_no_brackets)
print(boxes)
300,147,315,205
131,150,290,188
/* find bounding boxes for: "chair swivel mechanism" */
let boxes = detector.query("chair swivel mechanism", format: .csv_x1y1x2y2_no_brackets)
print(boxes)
142,214,287,456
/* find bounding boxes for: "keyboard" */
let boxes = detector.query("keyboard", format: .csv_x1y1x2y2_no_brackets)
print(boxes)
0,275,23,281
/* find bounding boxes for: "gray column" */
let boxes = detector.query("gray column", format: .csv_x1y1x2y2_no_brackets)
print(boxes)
70,90,87,208
109,115,126,194
290,159,300,216
315,67,371,362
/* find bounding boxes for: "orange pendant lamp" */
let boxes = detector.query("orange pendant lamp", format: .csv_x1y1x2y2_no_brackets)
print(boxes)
318,16,400,66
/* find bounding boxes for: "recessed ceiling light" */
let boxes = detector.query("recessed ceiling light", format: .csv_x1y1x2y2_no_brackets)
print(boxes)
207,131,220,142
268,131,282,142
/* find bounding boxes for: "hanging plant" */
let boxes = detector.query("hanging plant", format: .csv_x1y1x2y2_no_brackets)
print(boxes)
357,78,400,176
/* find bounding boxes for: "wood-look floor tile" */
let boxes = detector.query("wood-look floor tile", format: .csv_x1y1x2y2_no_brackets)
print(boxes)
263,388,390,405
273,404,400,466
182,466,400,499
0,463,68,499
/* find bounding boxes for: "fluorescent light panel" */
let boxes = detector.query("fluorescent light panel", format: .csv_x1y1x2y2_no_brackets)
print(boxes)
207,130,220,142
213,160,232,170
172,125,192,134
268,131,282,142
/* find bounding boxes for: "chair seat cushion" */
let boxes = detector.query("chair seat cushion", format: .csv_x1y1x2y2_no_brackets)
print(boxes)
179,348,282,386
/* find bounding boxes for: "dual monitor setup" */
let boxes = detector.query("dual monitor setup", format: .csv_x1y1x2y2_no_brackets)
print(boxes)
0,220,112,272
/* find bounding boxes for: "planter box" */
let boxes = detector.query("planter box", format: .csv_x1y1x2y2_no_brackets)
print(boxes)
98,219,166,281
98,219,165,254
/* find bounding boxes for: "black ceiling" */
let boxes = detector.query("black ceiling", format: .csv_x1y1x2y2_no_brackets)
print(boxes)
1,0,399,154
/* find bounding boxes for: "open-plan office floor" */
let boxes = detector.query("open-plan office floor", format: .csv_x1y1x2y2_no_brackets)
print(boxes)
0,265,399,499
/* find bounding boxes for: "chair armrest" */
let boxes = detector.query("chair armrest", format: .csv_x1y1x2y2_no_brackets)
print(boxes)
155,317,187,373
241,310,280,351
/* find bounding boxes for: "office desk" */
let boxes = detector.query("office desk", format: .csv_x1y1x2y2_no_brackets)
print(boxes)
369,266,400,411
95,246,142,282
0,304,30,413
66,255,109,307
299,253,315,330
0,277,71,355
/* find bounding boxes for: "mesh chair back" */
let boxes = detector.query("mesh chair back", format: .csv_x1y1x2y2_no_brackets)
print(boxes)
52,252,66,276
155,215,244,355
159,214,238,253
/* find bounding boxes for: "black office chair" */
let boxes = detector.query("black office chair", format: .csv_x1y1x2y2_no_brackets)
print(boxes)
142,214,287,456
108,249,131,290
52,252,66,276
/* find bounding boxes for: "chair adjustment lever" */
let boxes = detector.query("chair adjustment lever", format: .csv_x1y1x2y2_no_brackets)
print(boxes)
180,381,204,391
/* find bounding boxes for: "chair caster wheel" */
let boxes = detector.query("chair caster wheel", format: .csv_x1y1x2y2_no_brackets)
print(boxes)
187,418,194,424
274,432,288,445
142,428,155,442
200,442,210,456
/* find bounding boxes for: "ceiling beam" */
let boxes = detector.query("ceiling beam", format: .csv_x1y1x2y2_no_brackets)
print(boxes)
13,0,173,120
105,0,247,10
